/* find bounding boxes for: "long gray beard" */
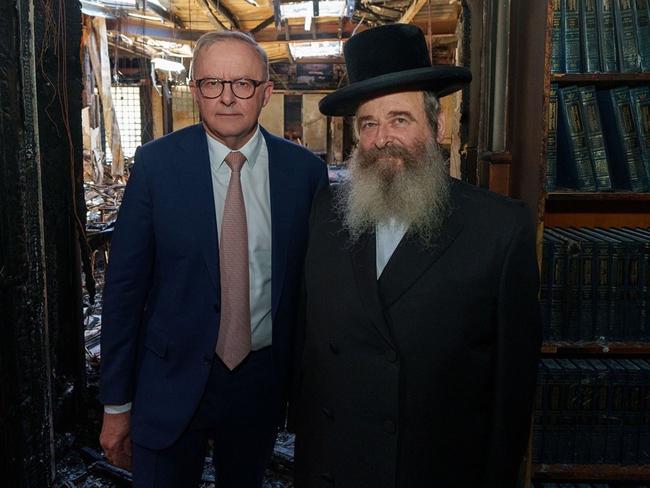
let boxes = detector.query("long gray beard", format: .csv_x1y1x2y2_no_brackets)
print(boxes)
333,139,451,247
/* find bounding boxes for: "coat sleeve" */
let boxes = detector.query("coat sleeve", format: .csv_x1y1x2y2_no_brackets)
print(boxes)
287,185,330,433
484,205,542,487
99,147,155,405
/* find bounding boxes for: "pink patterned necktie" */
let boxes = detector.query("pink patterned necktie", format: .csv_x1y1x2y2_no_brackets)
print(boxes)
216,151,251,370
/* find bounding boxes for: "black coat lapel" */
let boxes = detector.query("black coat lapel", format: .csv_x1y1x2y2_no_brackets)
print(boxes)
350,231,395,346
378,210,464,308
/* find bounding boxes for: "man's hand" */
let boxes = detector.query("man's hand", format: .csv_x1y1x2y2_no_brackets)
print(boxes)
100,411,132,470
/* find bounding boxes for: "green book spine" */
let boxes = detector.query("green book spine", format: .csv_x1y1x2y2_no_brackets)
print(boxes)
565,0,584,72
579,85,613,190
633,0,650,71
546,83,559,191
603,227,647,340
630,86,650,180
544,230,568,340
597,87,649,191
597,0,620,71
615,0,642,72
552,0,567,72
570,228,611,339
556,228,597,340
582,0,603,71
618,228,650,341
590,359,611,462
558,85,597,190
547,229,581,340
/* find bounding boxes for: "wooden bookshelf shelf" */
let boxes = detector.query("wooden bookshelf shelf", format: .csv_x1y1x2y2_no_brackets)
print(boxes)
533,464,650,481
547,191,650,202
543,192,650,227
551,72,650,87
542,341,650,356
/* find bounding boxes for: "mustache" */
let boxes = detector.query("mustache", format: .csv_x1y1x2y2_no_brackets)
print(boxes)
356,144,419,169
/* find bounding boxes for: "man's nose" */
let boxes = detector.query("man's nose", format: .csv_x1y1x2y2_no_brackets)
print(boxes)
374,126,395,149
219,83,236,105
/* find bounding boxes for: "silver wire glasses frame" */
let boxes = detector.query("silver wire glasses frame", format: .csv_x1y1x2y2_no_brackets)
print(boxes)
193,78,267,100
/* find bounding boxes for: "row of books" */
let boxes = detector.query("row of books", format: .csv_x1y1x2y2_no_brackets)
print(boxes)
551,0,650,73
534,484,650,488
541,227,650,341
545,84,650,192
533,358,650,465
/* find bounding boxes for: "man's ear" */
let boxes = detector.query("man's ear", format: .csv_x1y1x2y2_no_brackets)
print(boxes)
189,80,200,104
435,111,446,144
261,81,274,108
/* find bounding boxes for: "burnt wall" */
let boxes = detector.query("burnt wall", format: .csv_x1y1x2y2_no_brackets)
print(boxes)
33,0,85,427
0,0,84,485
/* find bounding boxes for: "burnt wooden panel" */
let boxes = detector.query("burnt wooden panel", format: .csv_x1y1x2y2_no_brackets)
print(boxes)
0,0,54,485
1,0,85,485
33,0,86,429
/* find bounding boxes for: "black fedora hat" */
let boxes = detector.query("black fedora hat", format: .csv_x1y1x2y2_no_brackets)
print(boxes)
319,23,471,116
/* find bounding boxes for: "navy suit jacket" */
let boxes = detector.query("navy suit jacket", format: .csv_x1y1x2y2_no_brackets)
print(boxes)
99,124,328,450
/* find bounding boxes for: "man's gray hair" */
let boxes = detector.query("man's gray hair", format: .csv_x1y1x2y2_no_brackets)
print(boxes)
352,90,442,140
423,91,441,138
190,30,269,80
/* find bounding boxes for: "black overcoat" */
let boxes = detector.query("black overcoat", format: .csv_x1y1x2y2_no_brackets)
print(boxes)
293,178,542,488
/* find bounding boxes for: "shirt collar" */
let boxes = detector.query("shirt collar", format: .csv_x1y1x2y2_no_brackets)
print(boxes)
206,125,264,170
376,218,408,235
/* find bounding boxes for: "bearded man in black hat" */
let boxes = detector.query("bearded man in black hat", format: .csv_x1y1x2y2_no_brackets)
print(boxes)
291,23,542,488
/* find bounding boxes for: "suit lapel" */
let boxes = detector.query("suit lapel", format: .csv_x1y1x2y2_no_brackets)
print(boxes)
178,124,220,292
378,209,464,308
263,128,296,319
350,231,395,346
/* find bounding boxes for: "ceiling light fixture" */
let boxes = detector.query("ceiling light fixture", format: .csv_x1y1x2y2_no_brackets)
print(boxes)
151,58,186,73
288,41,342,59
148,0,168,11
280,1,345,19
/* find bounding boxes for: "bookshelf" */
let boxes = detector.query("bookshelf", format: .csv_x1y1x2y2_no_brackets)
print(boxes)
552,72,650,85
509,0,650,485
542,341,650,355
545,192,650,227
533,464,650,481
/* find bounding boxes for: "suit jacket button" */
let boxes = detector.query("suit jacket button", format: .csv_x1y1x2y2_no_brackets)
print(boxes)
213,303,220,312
384,419,397,434
203,353,213,365
385,350,398,362
320,472,335,483
329,342,339,355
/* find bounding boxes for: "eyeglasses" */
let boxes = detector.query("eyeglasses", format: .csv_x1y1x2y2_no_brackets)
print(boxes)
193,78,267,100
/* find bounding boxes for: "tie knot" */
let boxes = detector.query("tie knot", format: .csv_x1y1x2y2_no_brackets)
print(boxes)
225,151,246,172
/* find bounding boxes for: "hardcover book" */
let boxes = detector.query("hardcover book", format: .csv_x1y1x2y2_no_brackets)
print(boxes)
614,0,642,72
558,85,598,190
552,0,567,72
597,87,649,191
582,0,604,71
633,0,650,71
579,85,613,190
565,0,585,72
597,0,620,71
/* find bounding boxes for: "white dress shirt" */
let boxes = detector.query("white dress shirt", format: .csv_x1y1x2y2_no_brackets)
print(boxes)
376,218,408,278
207,126,273,351
105,126,273,415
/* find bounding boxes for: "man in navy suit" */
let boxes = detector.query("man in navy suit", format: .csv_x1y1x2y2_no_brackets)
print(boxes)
99,30,327,488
